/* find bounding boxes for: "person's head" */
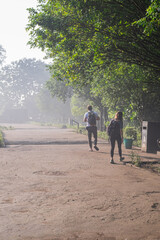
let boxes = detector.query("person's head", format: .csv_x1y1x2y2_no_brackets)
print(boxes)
87,105,92,111
115,111,123,121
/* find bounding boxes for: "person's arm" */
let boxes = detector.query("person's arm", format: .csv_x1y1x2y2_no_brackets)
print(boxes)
83,113,87,122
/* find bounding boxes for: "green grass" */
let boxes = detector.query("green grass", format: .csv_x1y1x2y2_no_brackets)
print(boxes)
0,130,5,147
98,131,109,141
130,151,142,167
0,125,15,147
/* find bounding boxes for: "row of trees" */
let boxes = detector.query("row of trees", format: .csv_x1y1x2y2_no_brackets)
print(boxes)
0,54,71,123
26,0,160,128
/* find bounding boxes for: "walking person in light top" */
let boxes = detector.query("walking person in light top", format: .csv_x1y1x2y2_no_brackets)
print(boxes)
83,105,100,152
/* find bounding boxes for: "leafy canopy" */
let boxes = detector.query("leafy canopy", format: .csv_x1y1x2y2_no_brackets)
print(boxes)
27,0,160,75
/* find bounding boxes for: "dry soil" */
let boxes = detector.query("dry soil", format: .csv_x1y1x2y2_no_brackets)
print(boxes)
0,124,160,240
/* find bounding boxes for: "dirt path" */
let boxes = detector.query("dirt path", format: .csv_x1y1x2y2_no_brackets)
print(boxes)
0,124,160,240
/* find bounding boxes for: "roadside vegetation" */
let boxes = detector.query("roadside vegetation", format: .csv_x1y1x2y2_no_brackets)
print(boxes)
130,151,160,175
0,126,14,147
0,128,5,147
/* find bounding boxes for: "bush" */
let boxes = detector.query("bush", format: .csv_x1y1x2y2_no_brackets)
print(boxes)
130,152,142,167
98,131,109,141
0,130,5,147
124,127,137,140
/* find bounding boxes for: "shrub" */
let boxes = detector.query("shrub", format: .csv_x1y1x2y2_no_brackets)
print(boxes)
124,127,137,140
0,130,5,147
98,131,109,141
130,152,142,167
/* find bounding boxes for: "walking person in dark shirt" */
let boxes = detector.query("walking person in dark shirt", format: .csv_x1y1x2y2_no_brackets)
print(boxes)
108,111,124,164
83,105,100,152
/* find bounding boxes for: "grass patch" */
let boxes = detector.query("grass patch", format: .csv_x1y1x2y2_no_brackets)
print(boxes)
0,125,14,147
142,163,160,174
130,151,142,167
139,162,160,175
0,125,14,130
98,131,109,141
0,130,5,147
130,151,160,175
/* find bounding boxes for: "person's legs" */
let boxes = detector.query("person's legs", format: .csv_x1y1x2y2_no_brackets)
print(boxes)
117,136,124,161
117,136,122,157
110,136,115,163
87,127,92,150
92,126,99,150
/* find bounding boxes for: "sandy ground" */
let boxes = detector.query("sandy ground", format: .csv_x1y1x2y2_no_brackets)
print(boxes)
0,124,160,240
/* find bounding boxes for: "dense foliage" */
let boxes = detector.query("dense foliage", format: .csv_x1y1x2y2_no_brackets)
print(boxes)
26,0,160,125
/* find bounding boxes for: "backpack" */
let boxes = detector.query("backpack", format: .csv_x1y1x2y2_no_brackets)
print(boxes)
88,111,96,125
107,119,120,137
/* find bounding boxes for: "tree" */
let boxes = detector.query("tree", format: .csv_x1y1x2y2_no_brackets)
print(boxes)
46,75,73,102
0,58,50,109
134,0,160,36
90,63,160,123
36,87,72,123
26,0,160,127
27,0,160,74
